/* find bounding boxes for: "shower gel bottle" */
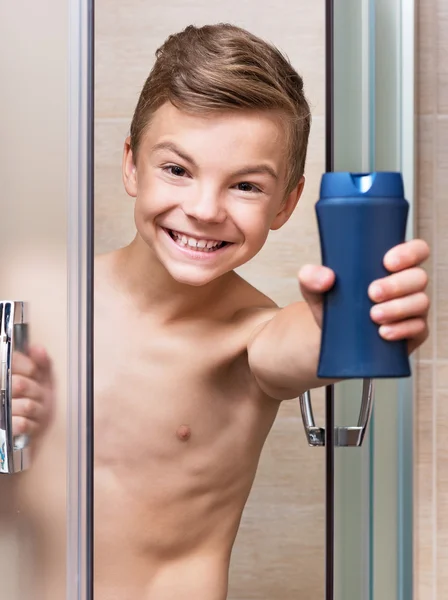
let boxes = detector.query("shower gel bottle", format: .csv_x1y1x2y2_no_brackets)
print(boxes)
316,172,411,379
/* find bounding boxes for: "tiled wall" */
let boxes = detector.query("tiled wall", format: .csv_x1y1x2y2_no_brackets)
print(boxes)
95,2,327,598
415,0,448,598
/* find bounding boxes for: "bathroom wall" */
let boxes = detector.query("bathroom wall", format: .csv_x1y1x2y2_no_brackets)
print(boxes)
415,0,448,598
94,1,326,597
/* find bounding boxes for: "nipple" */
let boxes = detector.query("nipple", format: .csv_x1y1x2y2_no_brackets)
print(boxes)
176,425,191,442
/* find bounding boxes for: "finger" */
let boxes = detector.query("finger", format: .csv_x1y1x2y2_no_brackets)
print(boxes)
28,345,52,376
370,292,430,325
368,267,428,302
27,346,53,387
384,239,430,273
12,415,40,438
378,317,428,342
11,352,38,379
298,265,335,325
11,397,46,423
11,374,43,401
298,264,335,301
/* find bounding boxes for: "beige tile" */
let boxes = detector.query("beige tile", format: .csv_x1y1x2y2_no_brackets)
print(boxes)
437,390,448,597
417,0,436,114
415,362,435,600
416,337,433,364
416,116,435,361
436,362,448,388
416,362,434,463
437,0,448,113
416,117,434,223
94,119,136,255
435,117,448,267
416,216,433,362
95,0,325,119
436,268,448,359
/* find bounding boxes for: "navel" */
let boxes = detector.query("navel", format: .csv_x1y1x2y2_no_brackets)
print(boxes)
176,424,191,442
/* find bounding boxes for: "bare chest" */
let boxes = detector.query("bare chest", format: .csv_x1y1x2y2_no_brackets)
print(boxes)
93,320,276,475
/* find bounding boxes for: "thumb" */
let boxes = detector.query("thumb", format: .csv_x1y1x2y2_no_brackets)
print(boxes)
298,264,335,327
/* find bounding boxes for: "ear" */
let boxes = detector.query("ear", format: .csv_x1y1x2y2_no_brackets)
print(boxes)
122,136,138,198
270,176,305,231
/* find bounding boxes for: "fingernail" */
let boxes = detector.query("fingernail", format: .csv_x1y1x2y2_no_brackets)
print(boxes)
370,283,384,300
380,325,393,339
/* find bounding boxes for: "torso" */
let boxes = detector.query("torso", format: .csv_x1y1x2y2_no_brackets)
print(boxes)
94,251,280,600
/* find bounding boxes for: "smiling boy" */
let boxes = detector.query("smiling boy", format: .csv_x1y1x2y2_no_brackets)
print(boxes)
11,22,429,600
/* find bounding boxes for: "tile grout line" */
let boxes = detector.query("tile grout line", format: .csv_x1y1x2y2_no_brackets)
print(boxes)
419,359,448,365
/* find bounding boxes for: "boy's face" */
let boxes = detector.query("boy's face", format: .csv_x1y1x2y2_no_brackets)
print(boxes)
123,102,304,286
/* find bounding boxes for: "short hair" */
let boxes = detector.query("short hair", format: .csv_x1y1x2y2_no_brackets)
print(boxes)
130,23,311,194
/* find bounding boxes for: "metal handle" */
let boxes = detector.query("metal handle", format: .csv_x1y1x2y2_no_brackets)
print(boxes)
0,301,30,473
299,379,375,447
299,390,325,446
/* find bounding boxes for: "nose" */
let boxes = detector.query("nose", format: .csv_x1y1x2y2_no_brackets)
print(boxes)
182,186,226,224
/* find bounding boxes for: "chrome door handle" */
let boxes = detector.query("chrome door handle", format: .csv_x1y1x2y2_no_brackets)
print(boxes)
0,301,30,473
299,379,375,447
299,390,325,446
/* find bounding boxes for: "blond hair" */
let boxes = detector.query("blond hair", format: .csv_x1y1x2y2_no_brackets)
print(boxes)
130,23,311,194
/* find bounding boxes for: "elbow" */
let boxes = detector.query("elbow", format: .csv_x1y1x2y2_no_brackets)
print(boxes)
248,337,306,401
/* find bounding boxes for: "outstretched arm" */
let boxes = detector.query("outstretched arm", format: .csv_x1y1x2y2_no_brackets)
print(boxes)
247,239,430,400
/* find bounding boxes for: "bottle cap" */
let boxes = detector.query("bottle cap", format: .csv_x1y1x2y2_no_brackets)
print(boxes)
320,172,404,199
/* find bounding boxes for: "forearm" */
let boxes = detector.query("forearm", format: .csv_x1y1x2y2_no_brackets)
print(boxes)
247,301,335,400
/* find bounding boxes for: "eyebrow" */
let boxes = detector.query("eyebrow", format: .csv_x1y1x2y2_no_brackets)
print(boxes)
152,141,278,181
232,165,278,181
152,142,198,168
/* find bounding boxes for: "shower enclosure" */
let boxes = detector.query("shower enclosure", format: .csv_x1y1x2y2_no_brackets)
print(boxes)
0,0,414,598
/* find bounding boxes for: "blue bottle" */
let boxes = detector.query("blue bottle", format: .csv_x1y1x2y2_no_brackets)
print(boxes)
316,172,411,379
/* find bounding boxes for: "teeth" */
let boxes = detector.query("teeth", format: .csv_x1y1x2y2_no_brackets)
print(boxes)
168,229,225,252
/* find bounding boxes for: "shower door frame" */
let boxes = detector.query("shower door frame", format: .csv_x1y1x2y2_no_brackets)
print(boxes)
67,0,95,598
326,0,415,598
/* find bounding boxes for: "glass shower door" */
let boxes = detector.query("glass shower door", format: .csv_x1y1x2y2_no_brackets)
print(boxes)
0,0,92,598
330,0,415,598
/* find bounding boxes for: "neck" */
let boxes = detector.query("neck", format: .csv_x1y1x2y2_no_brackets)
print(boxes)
111,235,234,322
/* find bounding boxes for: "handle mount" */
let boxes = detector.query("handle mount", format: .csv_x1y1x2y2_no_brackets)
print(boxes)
299,379,374,447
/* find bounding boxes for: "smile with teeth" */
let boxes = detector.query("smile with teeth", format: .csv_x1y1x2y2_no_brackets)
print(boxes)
166,229,229,252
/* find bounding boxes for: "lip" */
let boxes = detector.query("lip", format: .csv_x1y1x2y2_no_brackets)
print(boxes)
160,227,233,260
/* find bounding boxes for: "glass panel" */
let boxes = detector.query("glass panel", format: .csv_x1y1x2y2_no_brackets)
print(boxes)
332,0,415,598
0,1,90,599
332,2,374,598
94,2,326,598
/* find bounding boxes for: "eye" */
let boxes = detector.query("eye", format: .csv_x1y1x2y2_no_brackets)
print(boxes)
235,182,262,194
163,165,188,178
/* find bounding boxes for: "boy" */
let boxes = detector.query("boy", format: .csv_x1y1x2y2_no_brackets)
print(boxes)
13,24,429,600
